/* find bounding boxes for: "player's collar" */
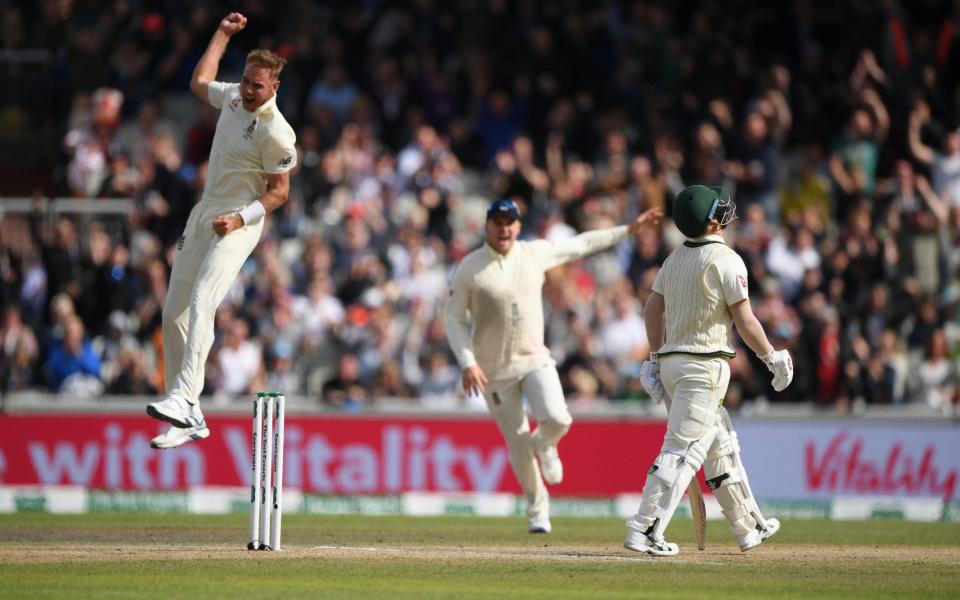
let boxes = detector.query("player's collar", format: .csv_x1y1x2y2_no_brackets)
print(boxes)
683,233,726,248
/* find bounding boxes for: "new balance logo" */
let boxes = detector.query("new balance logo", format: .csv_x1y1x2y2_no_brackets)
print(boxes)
706,473,730,490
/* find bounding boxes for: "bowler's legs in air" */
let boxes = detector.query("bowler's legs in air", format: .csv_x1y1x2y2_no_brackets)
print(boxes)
148,204,262,448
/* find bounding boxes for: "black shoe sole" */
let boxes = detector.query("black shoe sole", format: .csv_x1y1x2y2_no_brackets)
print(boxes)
146,405,192,429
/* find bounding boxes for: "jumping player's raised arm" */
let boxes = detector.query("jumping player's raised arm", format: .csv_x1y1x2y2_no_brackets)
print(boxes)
190,13,247,104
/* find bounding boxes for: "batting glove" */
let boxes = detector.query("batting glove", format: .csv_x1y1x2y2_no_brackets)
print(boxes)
760,349,793,392
639,355,667,404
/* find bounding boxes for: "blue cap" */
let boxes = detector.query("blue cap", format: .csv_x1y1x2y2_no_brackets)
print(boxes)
486,198,520,221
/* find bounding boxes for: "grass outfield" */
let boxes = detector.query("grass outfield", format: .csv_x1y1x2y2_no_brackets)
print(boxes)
1,514,959,599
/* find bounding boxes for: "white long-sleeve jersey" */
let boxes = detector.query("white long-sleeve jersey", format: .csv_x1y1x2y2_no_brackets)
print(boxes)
445,225,628,381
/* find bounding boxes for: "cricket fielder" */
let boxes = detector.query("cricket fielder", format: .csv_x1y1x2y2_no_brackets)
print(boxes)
625,185,793,555
147,12,296,448
446,199,662,533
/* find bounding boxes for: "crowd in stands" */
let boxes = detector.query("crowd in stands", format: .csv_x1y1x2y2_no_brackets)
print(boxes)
1,0,959,413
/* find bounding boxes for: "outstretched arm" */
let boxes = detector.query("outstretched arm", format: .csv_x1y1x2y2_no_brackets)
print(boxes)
543,208,662,269
190,12,247,103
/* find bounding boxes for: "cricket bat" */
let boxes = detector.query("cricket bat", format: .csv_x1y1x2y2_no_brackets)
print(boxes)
688,479,706,550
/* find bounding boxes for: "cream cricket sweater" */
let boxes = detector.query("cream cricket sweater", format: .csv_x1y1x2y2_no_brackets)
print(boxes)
446,226,629,381
652,234,750,357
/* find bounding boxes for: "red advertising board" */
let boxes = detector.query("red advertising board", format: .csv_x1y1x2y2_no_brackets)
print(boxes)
0,414,667,495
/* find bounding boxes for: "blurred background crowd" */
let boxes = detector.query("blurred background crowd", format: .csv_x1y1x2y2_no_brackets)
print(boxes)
1,0,958,413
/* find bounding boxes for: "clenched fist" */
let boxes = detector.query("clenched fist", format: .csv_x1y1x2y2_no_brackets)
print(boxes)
212,214,243,236
219,12,247,37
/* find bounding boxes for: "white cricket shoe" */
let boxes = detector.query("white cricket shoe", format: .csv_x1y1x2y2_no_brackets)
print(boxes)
738,517,781,552
150,421,210,449
537,446,563,485
624,530,680,556
146,395,204,429
528,514,552,534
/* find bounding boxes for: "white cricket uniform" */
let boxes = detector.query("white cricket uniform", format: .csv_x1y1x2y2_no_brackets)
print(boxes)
162,82,297,403
446,225,629,518
628,233,762,537
654,234,747,449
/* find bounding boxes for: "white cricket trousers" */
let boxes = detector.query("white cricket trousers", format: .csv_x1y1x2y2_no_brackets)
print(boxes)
162,199,264,403
627,355,730,535
659,356,730,450
661,356,761,535
482,365,572,519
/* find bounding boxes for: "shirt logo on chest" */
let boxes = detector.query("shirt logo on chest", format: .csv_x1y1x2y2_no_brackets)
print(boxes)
230,97,241,111
243,119,256,140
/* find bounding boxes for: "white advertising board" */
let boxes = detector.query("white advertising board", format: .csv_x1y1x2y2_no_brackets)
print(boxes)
736,421,959,502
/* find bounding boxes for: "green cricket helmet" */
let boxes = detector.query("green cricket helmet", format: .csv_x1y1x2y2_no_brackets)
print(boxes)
672,185,737,238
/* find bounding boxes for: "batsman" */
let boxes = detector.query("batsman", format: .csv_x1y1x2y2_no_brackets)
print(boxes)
625,185,793,556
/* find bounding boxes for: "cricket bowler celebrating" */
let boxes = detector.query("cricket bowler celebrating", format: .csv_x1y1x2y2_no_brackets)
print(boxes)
624,185,792,555
147,12,296,448
446,198,662,533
